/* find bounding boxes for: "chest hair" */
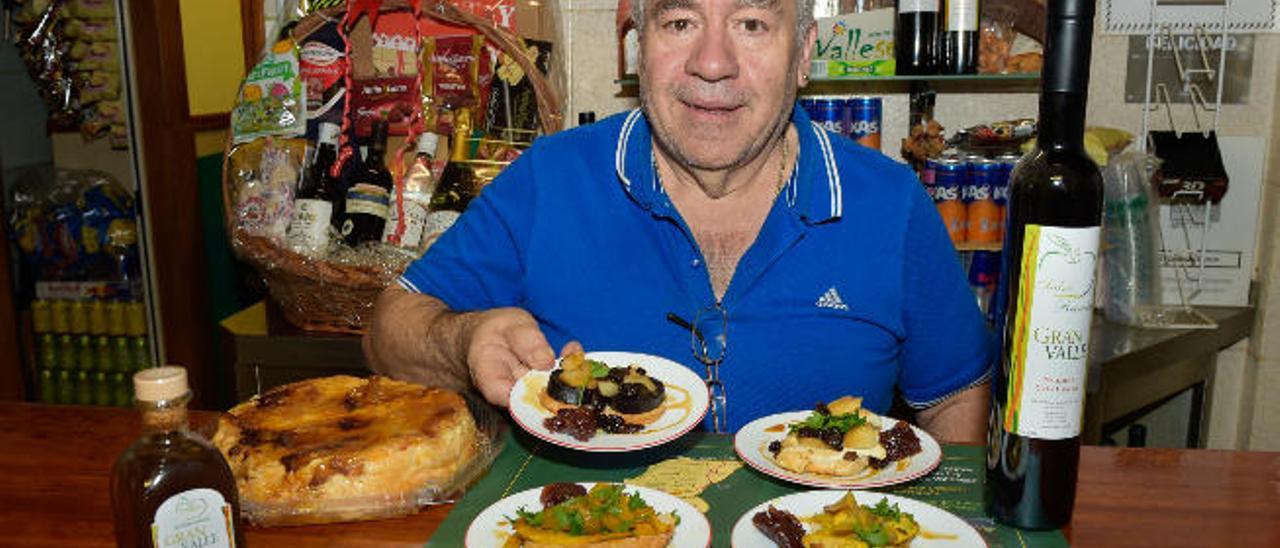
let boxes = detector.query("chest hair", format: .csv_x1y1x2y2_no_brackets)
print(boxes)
694,228,760,300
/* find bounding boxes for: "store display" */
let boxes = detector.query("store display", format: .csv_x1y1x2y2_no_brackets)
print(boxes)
111,366,246,547
987,0,1102,530
895,0,939,74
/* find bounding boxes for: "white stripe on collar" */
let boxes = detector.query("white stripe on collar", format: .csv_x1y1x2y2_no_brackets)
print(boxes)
809,121,843,218
614,109,645,190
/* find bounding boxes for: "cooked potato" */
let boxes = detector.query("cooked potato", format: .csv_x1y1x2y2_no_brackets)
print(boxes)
826,396,863,416
843,424,880,449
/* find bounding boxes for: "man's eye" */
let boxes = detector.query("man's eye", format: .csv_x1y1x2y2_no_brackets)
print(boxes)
740,18,767,33
663,18,693,32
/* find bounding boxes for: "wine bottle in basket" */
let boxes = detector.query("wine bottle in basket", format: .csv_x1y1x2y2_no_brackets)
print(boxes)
341,119,393,247
286,122,342,256
985,0,1103,530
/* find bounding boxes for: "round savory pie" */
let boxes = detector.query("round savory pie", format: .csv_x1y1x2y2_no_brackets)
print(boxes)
211,375,480,524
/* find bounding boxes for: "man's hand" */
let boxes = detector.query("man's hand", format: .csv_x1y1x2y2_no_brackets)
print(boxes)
916,381,990,444
465,307,558,406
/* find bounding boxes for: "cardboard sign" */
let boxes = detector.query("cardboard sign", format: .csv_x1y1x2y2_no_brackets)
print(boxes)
810,8,896,78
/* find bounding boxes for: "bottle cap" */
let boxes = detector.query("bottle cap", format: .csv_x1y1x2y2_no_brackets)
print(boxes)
133,366,190,402
318,122,342,145
417,132,440,156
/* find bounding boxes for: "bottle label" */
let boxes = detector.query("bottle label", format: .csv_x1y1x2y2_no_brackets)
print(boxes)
422,210,461,244
1005,225,1100,440
947,1,978,31
151,488,236,548
345,184,390,219
899,0,939,13
382,197,429,249
285,199,333,255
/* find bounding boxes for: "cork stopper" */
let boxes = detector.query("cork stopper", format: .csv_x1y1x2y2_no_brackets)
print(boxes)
133,366,190,403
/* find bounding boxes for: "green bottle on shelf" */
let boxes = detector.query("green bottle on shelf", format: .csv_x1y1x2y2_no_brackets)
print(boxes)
38,334,58,370
56,369,75,405
58,334,76,370
94,371,113,406
77,335,96,371
114,337,131,372
111,372,132,407
75,370,93,405
39,368,56,404
95,336,114,373
132,337,152,370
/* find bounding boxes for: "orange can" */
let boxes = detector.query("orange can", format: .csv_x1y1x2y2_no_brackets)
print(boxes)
932,157,967,245
965,157,1003,244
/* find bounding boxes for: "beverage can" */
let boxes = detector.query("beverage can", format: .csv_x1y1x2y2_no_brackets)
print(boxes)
32,300,52,334
995,152,1020,208
933,157,967,245
800,96,847,136
848,96,882,150
920,158,939,200
51,300,71,334
965,157,1003,243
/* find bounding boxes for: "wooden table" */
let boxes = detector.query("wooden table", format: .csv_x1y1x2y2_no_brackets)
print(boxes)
3,403,1277,547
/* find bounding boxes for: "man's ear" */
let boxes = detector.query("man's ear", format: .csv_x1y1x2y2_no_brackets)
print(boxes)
797,23,818,86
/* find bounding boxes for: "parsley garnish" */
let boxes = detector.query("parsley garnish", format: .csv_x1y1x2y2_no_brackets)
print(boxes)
788,411,866,434
588,359,611,378
627,493,646,510
513,507,543,527
854,523,891,546
869,498,903,520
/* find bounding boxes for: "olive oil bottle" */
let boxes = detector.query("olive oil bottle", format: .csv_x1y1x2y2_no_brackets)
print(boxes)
110,366,244,547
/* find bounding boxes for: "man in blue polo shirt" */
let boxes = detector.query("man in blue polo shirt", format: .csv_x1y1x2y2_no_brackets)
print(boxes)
365,0,991,439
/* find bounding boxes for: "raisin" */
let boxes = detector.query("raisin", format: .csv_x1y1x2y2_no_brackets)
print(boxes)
540,482,587,507
768,440,782,455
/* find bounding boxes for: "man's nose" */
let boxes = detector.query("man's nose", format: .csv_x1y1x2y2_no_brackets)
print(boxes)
685,23,738,82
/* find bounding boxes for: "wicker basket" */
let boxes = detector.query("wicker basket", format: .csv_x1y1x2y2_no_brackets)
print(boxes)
222,0,562,334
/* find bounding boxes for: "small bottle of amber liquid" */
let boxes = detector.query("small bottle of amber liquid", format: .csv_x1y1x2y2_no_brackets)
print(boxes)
110,366,245,547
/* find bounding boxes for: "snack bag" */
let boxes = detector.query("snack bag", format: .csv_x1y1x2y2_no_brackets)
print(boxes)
69,0,116,19
64,18,118,41
484,39,551,135
233,39,307,144
423,35,493,134
68,41,120,71
348,11,421,136
299,21,347,139
79,70,120,104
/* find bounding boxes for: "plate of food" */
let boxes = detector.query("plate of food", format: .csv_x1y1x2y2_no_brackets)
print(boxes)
464,482,711,548
734,396,941,489
731,490,987,547
508,351,709,451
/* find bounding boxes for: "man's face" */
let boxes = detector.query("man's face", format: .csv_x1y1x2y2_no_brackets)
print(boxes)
638,0,813,172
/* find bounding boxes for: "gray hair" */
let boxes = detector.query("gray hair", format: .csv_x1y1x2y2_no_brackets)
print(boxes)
631,0,816,47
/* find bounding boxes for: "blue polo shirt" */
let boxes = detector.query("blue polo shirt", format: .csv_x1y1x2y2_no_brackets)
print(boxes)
399,106,992,432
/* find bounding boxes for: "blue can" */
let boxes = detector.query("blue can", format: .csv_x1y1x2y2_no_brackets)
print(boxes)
801,96,847,136
933,156,966,244
994,152,1021,207
847,96,882,150
967,250,1002,321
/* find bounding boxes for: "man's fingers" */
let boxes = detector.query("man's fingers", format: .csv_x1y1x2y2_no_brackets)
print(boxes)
559,340,584,358
470,344,528,406
507,323,556,371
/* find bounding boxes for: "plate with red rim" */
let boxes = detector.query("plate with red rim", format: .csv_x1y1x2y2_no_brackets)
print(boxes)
730,490,987,547
733,411,943,489
507,351,710,452
464,482,711,548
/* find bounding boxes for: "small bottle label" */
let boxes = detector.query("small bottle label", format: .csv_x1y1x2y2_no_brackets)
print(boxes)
899,0,940,13
345,184,390,219
1004,225,1100,440
422,210,461,244
947,0,978,31
383,197,429,249
151,488,236,548
285,198,333,255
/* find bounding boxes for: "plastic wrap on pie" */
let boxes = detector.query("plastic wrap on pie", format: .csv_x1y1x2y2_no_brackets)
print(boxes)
210,375,504,526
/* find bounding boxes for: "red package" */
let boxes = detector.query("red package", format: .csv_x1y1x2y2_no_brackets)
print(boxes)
424,35,493,115
419,0,516,37
350,11,422,136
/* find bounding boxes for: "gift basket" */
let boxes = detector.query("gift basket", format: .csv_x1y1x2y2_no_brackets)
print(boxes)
222,0,563,333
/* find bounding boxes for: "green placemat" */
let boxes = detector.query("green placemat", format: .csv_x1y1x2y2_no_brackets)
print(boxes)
429,430,1066,547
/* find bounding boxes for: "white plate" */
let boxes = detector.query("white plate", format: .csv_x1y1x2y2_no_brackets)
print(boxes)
508,351,710,452
734,411,942,489
464,482,711,548
730,490,987,547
